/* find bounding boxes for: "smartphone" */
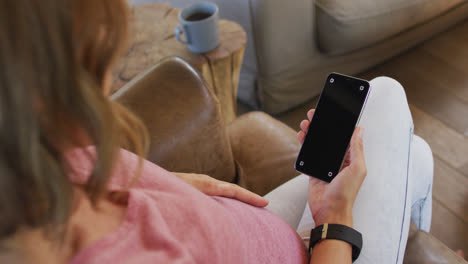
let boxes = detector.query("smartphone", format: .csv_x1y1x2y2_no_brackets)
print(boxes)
295,73,371,183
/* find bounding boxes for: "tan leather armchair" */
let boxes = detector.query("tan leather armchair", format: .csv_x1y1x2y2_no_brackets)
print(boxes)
111,56,466,263
111,56,300,196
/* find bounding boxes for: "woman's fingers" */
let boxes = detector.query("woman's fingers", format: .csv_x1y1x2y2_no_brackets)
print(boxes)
217,183,269,207
298,130,306,144
300,119,309,132
455,250,465,259
307,109,315,121
297,109,315,144
173,172,269,207
340,149,351,171
349,127,366,178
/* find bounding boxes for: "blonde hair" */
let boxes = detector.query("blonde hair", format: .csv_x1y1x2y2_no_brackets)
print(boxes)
0,0,148,241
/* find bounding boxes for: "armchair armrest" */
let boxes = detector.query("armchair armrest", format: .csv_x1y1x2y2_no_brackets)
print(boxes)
111,57,237,182
227,111,301,195
404,222,467,263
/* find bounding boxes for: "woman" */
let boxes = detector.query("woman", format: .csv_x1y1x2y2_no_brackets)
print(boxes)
0,0,434,263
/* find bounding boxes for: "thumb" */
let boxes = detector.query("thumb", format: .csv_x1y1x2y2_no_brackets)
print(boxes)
349,127,366,172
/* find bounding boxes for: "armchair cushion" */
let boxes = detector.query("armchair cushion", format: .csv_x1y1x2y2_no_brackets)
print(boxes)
316,0,466,55
404,222,467,263
227,111,301,196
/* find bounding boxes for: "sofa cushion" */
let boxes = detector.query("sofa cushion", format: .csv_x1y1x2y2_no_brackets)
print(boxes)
316,0,467,55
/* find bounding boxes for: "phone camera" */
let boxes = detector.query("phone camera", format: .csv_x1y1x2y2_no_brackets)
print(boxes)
330,78,334,83
359,86,364,91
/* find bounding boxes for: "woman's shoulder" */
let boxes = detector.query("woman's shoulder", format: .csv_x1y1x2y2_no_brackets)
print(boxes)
66,146,181,191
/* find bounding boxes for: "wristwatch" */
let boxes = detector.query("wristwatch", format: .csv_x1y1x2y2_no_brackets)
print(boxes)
309,223,363,262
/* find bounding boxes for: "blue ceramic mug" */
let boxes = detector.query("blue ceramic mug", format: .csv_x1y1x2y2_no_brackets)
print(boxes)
175,2,219,53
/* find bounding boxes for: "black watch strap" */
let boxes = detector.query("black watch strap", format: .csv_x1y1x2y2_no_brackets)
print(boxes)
309,223,363,262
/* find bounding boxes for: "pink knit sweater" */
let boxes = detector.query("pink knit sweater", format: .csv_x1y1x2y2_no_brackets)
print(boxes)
67,148,306,263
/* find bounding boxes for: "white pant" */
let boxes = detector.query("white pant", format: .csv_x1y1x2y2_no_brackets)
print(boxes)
265,77,434,264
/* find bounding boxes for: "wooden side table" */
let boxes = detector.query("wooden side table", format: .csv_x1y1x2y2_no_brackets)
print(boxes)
112,3,247,123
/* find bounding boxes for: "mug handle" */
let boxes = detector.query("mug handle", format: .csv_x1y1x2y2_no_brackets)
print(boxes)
175,25,189,44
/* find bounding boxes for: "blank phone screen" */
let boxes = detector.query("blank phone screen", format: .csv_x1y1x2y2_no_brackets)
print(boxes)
295,73,370,182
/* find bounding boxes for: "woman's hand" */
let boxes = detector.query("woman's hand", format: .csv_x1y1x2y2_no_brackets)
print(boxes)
298,109,367,227
172,172,269,207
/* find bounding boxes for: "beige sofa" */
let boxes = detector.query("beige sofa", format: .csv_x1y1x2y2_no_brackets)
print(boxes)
250,0,468,113
135,0,468,113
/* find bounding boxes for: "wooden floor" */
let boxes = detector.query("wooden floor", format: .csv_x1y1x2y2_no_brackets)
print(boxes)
241,19,468,254
358,20,468,254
